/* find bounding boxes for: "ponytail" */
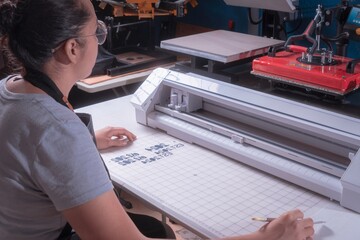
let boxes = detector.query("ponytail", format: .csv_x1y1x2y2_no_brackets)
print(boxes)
0,0,17,40
0,0,23,74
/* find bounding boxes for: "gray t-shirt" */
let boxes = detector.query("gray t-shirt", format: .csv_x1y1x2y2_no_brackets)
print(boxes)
0,76,114,239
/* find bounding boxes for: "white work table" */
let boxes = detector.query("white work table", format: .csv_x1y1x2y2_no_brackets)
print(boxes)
160,30,284,82
76,70,150,94
76,64,174,94
77,95,360,240
160,30,284,63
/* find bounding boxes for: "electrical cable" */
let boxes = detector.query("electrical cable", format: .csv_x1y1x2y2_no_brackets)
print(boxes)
247,8,262,25
284,8,303,38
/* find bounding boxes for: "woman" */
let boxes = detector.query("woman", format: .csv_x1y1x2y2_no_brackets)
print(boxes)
0,0,314,239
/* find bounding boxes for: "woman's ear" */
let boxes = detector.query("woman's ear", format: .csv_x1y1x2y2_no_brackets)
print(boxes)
52,38,79,65
63,38,80,64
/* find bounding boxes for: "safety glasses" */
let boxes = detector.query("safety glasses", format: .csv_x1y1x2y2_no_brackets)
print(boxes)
78,20,108,45
51,20,108,53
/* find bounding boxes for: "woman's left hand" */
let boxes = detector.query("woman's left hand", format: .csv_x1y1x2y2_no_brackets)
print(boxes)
95,126,137,150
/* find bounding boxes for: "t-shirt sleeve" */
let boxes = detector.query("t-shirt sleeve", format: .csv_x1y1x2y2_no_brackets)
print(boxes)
32,119,114,211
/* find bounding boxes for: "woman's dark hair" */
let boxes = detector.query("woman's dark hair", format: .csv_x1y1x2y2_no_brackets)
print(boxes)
0,39,23,76
0,0,91,71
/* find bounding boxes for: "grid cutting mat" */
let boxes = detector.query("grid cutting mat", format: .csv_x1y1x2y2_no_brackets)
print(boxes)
101,132,328,238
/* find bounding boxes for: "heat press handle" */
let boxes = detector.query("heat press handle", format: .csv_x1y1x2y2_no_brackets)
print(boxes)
284,19,318,55
268,45,307,57
268,45,286,57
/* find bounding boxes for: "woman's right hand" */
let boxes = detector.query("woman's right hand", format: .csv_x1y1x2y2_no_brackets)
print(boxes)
95,126,137,150
257,209,314,240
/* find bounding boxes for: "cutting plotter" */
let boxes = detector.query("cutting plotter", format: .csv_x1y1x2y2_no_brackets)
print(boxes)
131,67,360,213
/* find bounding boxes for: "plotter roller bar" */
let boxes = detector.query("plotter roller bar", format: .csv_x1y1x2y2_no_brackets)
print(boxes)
158,74,359,170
